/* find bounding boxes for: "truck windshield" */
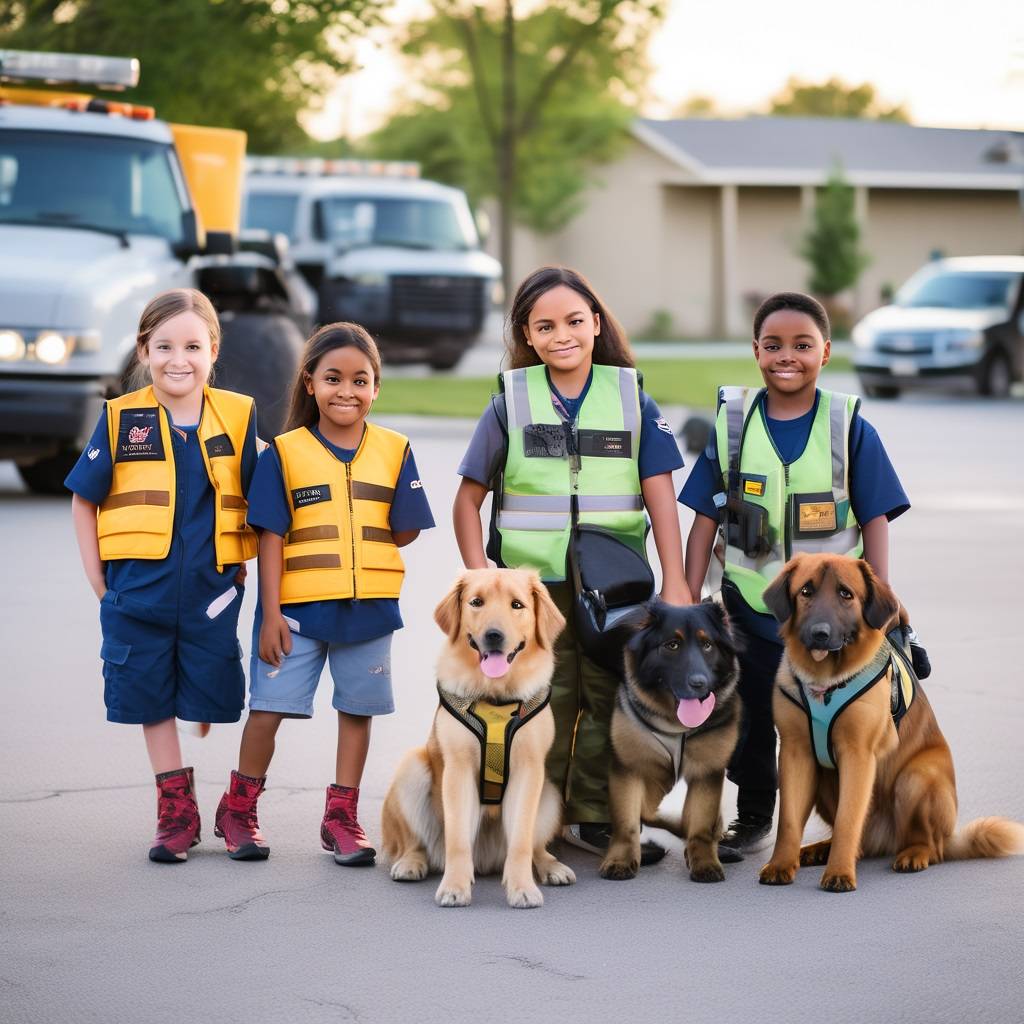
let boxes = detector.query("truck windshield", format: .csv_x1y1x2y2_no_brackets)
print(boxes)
244,192,299,240
896,271,1020,311
313,195,477,251
0,130,185,242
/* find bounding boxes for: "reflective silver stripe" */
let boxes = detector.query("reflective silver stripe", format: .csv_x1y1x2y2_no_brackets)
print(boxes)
619,367,639,438
793,526,861,555
725,389,747,471
504,368,532,429
578,494,644,512
501,494,571,512
496,511,571,531
725,545,784,574
828,392,851,497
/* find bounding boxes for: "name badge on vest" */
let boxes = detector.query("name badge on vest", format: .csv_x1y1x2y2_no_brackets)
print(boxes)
577,429,631,458
292,484,332,509
794,492,838,535
116,408,165,462
205,433,235,458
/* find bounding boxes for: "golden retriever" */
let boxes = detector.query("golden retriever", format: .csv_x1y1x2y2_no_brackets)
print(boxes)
759,552,1024,892
381,568,576,908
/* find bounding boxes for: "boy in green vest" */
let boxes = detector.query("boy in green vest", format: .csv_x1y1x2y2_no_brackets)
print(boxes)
680,292,911,861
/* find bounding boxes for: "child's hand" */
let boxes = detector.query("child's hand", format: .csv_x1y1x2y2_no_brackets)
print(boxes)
259,614,293,669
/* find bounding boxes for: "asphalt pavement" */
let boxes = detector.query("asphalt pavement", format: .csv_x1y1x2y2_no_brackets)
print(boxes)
2,390,1023,1024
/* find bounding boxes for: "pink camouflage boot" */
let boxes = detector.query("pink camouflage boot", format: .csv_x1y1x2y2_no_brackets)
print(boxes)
149,767,201,863
214,770,270,861
320,784,375,866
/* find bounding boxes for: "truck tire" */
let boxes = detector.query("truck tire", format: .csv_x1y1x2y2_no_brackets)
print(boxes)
428,338,466,371
18,450,80,496
216,312,304,439
977,351,1011,398
860,378,900,399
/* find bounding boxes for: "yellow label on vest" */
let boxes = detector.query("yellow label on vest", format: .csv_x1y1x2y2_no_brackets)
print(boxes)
799,501,837,532
743,479,765,496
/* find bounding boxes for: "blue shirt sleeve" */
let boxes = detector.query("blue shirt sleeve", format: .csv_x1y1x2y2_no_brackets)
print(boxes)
64,407,113,504
677,449,721,521
390,446,436,533
457,400,505,485
849,413,910,524
637,392,684,480
245,446,292,537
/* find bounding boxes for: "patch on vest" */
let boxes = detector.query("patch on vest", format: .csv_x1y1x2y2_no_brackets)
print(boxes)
794,492,838,534
204,433,235,458
291,484,332,508
742,474,766,497
523,422,569,458
577,429,632,458
116,408,165,462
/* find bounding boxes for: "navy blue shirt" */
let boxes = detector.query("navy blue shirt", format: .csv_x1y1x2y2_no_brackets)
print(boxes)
458,368,684,485
678,390,909,644
64,401,258,627
246,424,435,644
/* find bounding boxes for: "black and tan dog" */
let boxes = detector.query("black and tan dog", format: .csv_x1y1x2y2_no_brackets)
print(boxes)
599,600,741,882
760,552,1024,893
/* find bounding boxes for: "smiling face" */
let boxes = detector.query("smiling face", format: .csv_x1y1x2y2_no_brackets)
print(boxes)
304,344,379,445
753,308,830,405
522,285,599,389
139,309,217,404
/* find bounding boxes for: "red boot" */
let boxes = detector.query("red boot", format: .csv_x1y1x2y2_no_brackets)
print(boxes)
320,784,375,866
214,771,270,861
150,767,200,863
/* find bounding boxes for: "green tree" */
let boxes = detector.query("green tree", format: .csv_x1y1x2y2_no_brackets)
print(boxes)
801,165,869,299
367,1,664,301
0,0,385,152
769,76,908,121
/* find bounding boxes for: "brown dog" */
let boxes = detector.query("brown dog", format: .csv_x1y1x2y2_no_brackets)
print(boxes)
380,568,576,908
759,552,1024,892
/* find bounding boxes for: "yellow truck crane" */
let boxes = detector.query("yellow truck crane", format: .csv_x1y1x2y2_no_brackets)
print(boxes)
0,50,313,493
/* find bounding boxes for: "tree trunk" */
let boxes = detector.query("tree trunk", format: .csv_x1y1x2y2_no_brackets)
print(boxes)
498,0,516,309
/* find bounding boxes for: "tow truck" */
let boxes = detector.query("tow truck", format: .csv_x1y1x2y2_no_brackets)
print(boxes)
0,49,314,493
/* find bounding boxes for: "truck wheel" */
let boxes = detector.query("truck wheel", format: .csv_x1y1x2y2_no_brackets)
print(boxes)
216,312,304,439
977,351,1011,398
17,450,79,496
428,339,465,371
861,379,900,399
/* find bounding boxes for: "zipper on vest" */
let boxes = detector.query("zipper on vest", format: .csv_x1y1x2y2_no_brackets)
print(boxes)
345,462,358,600
783,462,792,560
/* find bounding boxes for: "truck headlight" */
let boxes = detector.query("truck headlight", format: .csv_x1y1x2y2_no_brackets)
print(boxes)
851,324,873,349
352,273,387,288
34,332,70,364
943,329,984,351
0,330,27,361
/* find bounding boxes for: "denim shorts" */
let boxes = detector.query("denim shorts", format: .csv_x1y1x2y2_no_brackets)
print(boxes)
248,631,394,718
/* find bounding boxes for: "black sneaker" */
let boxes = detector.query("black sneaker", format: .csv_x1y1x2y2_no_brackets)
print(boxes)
717,813,774,864
562,823,667,866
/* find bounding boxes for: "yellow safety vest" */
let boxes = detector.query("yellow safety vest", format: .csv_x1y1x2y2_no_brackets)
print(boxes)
98,386,257,569
275,423,409,603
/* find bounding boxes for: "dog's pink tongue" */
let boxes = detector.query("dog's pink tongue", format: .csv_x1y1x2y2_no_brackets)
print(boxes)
677,693,716,728
480,652,509,678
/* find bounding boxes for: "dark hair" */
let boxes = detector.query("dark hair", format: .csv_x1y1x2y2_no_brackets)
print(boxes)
283,322,382,433
127,288,221,391
753,292,830,341
505,266,634,370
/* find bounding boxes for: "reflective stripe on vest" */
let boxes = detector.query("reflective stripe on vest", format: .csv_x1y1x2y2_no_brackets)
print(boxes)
275,423,408,603
497,364,646,582
714,387,862,614
98,386,256,569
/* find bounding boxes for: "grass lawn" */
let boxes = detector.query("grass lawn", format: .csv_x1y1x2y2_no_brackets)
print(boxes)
373,356,853,417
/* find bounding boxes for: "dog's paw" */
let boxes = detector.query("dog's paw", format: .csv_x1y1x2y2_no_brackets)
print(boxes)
390,855,428,882
506,882,544,909
599,858,639,881
689,861,726,883
758,860,798,885
538,860,576,886
819,870,857,893
892,848,930,873
435,878,472,907
799,840,832,866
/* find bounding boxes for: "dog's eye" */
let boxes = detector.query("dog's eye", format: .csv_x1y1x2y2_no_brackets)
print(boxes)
838,587,853,600
701,639,713,652
511,599,525,610
468,597,484,608
799,584,814,598
663,639,680,651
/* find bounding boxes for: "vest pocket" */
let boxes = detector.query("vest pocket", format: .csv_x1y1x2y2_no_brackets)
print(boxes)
361,539,404,573
97,500,168,539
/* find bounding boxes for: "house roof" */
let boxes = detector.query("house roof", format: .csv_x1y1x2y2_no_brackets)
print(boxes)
632,117,1024,191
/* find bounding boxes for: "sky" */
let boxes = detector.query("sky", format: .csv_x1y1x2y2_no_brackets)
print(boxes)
305,0,1024,140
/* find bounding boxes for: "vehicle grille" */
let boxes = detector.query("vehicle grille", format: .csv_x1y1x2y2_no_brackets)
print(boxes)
873,331,936,355
392,275,488,331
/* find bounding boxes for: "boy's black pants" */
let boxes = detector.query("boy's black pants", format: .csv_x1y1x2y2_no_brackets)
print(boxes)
728,629,784,820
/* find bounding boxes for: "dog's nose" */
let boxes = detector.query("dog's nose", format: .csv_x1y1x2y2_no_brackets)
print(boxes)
688,673,710,696
810,622,832,645
483,628,505,650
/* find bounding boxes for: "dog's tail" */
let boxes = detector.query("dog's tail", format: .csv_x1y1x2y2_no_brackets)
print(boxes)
945,817,1024,861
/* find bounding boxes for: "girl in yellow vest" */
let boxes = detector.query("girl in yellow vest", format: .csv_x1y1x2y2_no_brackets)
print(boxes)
66,289,259,863
216,323,434,865
454,266,692,864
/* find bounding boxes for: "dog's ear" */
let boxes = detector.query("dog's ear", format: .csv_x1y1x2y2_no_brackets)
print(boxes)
434,575,467,641
702,598,739,654
626,599,662,656
858,561,901,631
530,573,566,651
763,565,795,623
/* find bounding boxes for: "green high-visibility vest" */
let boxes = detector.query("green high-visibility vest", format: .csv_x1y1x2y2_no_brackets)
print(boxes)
496,364,647,582
713,387,863,614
